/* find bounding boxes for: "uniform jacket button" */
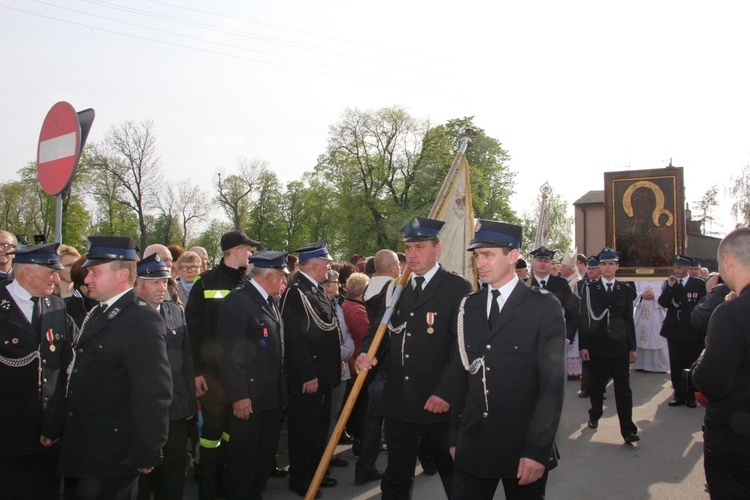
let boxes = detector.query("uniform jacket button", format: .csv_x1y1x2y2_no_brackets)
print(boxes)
404,376,409,381
486,344,491,350
482,412,488,418
405,354,409,359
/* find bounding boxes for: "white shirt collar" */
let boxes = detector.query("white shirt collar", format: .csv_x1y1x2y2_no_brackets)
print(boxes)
299,270,322,288
534,274,550,284
7,279,34,323
101,287,132,310
412,263,440,288
250,278,269,301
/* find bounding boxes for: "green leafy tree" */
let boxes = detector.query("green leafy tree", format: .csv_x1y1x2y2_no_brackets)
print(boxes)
441,117,517,222
191,219,232,268
693,185,720,236
247,171,286,250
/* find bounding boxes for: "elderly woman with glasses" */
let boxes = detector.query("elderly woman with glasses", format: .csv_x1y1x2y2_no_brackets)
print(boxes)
175,251,202,306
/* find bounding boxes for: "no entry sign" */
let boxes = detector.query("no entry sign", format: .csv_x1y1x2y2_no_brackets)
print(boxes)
36,102,94,196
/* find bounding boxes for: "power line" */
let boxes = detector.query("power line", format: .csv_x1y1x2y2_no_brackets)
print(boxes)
83,0,450,76
3,3,454,95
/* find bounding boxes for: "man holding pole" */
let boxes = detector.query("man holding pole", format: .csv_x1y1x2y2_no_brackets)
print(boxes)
356,216,472,499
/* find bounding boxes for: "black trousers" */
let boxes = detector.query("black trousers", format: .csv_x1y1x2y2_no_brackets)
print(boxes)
227,407,283,500
381,418,453,500
452,466,549,500
65,474,139,500
704,442,750,499
588,356,637,437
667,339,704,401
0,447,61,499
137,418,190,500
199,369,230,449
287,383,333,490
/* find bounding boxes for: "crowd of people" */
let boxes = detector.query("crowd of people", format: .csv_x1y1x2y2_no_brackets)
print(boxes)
1,219,749,500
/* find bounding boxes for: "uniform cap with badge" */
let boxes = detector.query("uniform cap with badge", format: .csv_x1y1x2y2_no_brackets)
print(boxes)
9,242,65,270
586,255,600,268
82,236,139,268
136,253,170,279
249,250,289,275
220,230,260,251
402,216,445,242
690,258,701,269
295,241,333,261
597,247,620,262
529,246,558,260
466,219,522,250
672,254,692,266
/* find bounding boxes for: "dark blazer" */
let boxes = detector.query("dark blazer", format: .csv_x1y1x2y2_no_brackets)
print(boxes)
579,279,636,358
280,272,341,386
362,266,473,424
217,281,287,411
451,281,565,478
658,276,707,342
160,301,198,420
530,274,579,343
0,283,75,456
692,286,750,448
690,283,731,335
58,289,172,478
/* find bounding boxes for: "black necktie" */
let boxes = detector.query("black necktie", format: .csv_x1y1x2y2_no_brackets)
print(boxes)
31,297,41,334
414,277,425,300
606,282,613,295
489,289,501,328
267,296,278,319
540,279,547,289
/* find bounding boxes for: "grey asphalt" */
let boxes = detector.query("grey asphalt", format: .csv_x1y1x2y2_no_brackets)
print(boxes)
184,369,709,499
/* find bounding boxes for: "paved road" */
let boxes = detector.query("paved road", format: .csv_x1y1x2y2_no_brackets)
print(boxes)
183,369,709,499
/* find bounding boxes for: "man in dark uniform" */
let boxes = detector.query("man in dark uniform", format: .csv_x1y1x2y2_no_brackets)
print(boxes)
451,220,565,500
135,254,197,500
217,250,289,500
356,216,473,499
185,230,258,498
692,227,750,498
576,256,601,398
528,246,579,348
0,243,75,499
579,248,640,444
658,254,707,408
58,237,172,499
280,241,341,497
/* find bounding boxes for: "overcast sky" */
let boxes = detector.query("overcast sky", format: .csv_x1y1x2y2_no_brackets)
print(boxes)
2,0,748,236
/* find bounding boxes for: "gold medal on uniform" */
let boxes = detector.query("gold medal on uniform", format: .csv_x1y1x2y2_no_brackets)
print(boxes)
49,345,56,352
426,312,435,334
46,329,55,351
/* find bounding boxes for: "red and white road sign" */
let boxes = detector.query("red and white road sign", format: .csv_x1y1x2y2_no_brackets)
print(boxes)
37,101,81,196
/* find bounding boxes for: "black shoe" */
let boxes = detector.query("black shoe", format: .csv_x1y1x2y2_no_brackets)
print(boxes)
339,432,354,445
668,398,685,407
686,399,697,408
421,461,437,476
352,439,361,457
270,467,289,477
288,484,321,498
355,469,384,486
578,390,589,398
320,476,338,488
331,457,349,467
624,433,640,444
587,420,598,429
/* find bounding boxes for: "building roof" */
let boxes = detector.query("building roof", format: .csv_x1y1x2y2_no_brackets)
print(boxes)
573,190,604,205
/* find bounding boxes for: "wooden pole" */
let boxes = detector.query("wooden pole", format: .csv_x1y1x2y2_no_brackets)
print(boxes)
305,268,412,500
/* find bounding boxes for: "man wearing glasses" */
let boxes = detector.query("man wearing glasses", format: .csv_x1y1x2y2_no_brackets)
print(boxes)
0,230,18,280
